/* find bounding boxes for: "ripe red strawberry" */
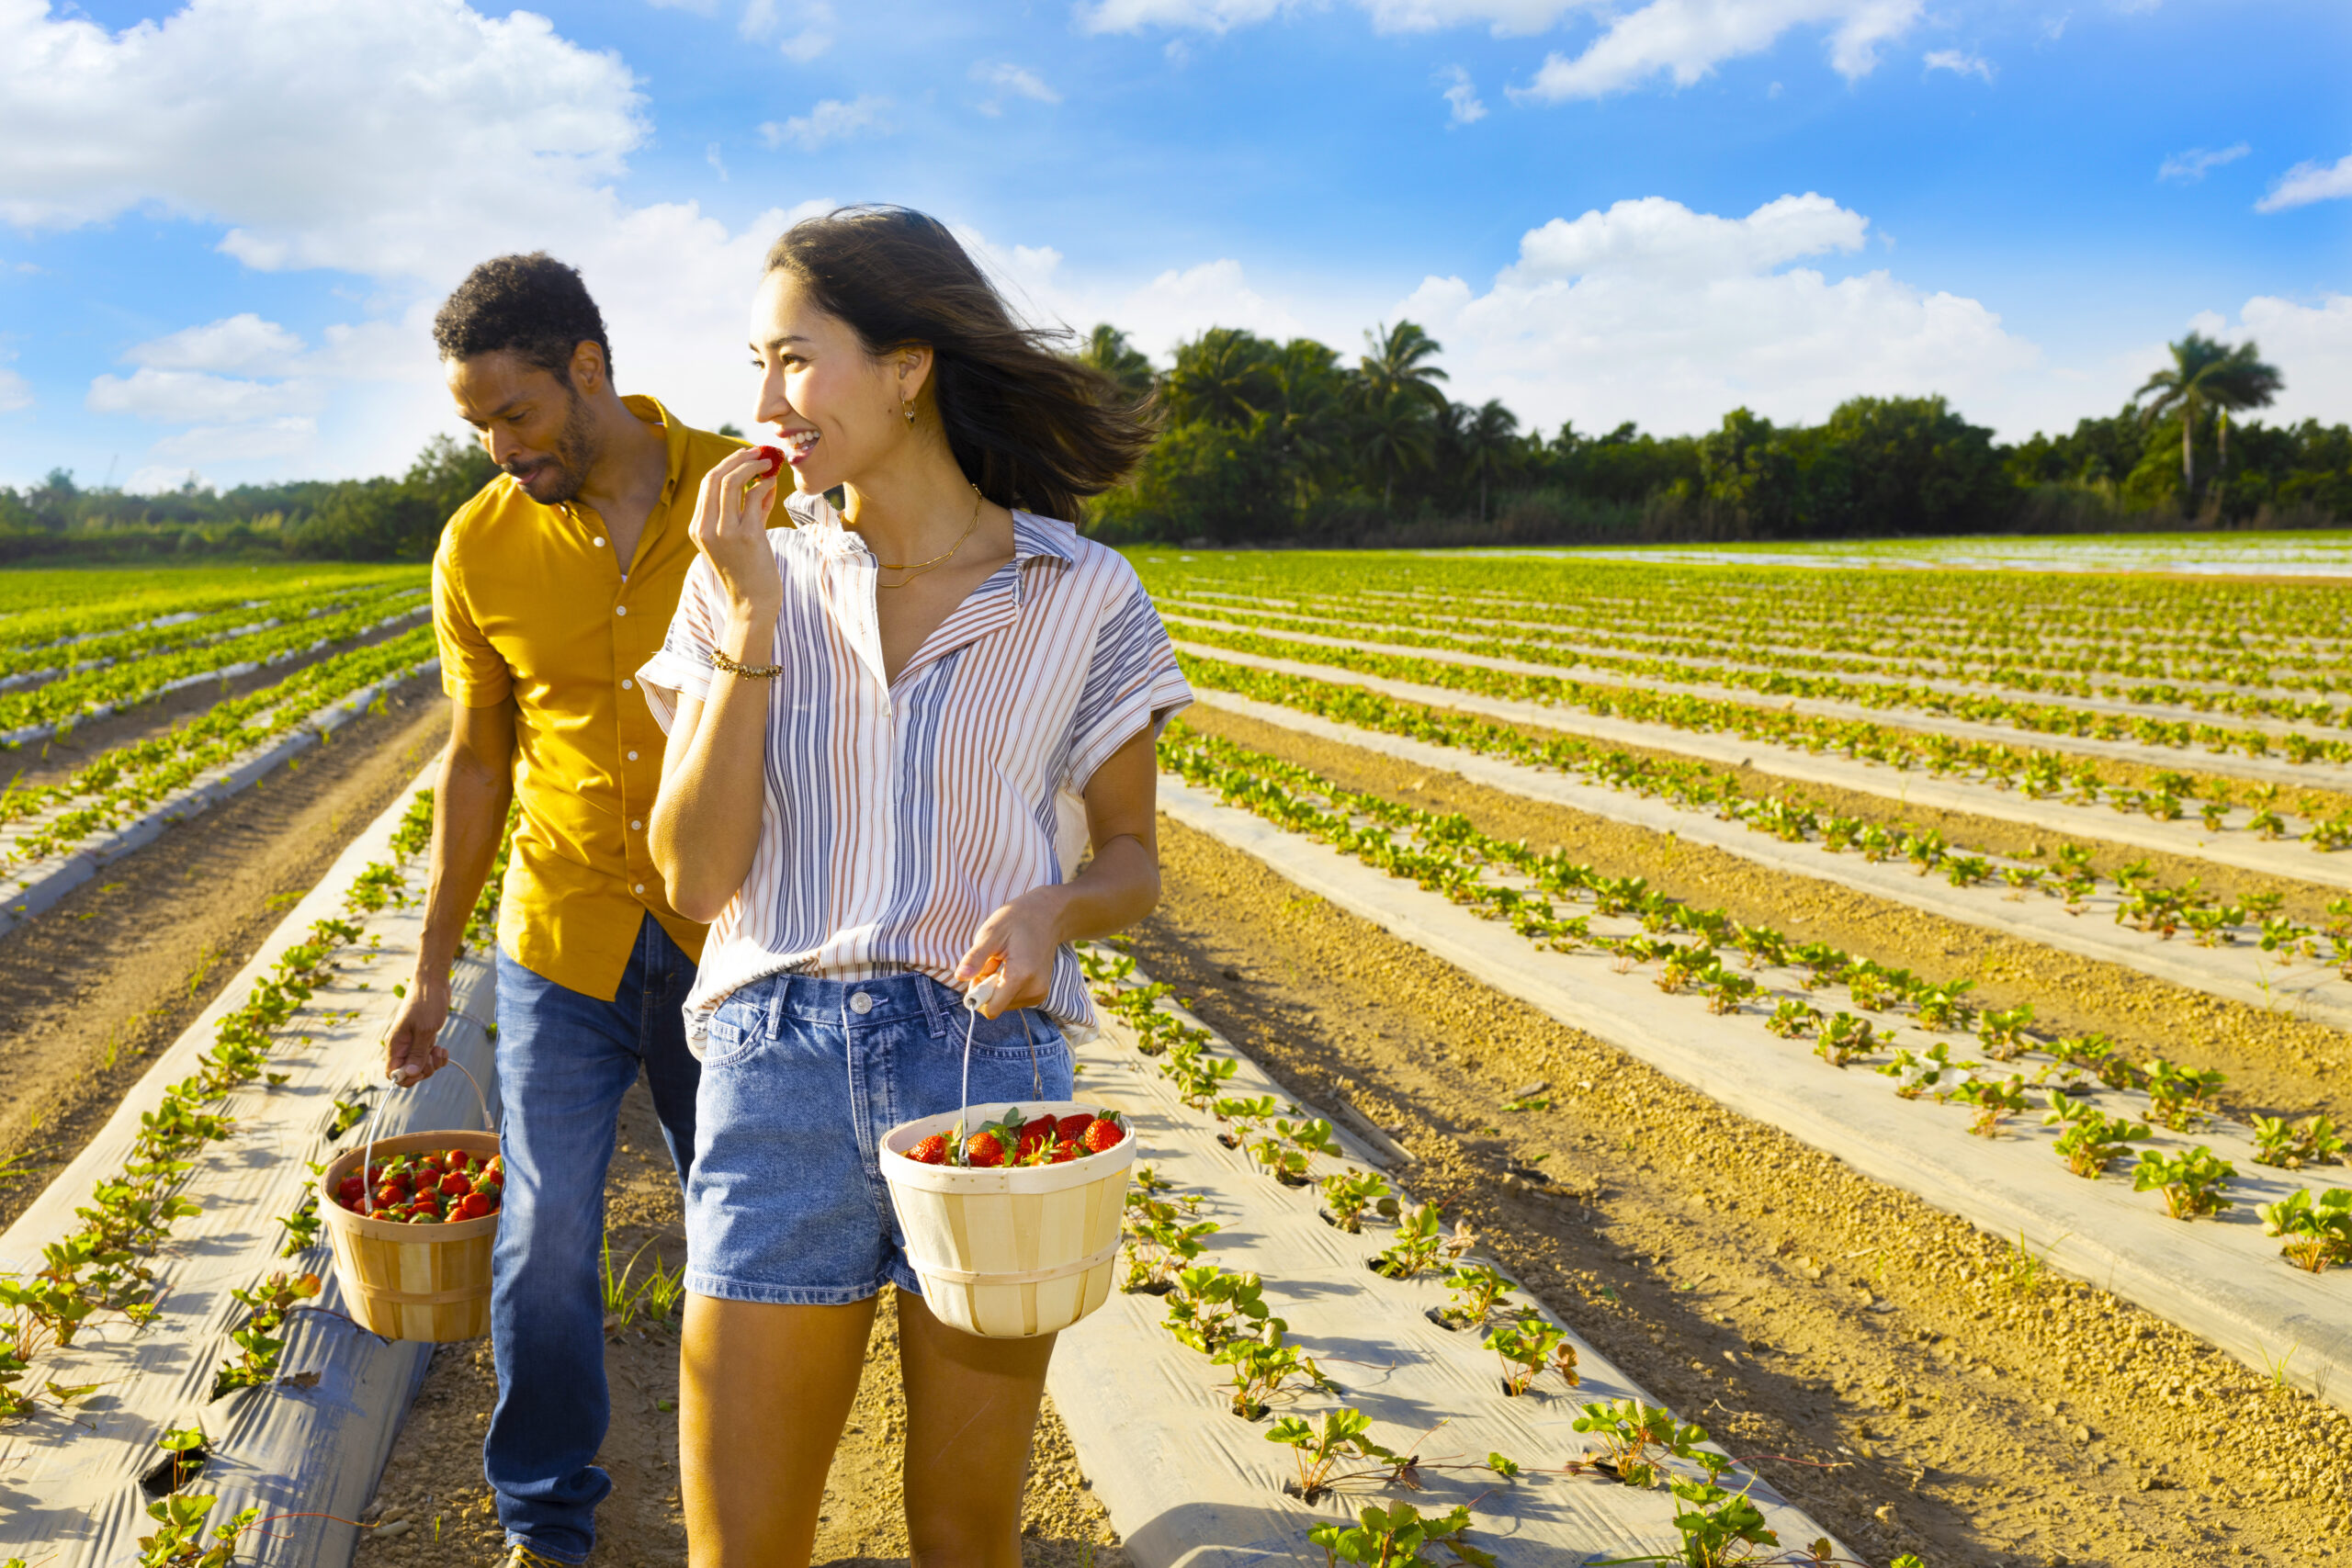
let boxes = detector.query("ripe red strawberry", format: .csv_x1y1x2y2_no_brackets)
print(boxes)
375,1182,406,1208
337,1175,365,1201
1047,1138,1080,1164
458,1191,495,1220
1054,1112,1093,1142
964,1130,1007,1167
754,445,785,478
1079,1115,1125,1156
910,1134,948,1166
1015,1127,1052,1163
439,1172,472,1197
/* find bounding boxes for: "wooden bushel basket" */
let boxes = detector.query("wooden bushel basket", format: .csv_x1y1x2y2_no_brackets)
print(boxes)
316,1062,502,1342
879,1100,1135,1340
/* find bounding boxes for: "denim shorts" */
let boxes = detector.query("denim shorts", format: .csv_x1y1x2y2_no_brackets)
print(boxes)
683,970,1073,1306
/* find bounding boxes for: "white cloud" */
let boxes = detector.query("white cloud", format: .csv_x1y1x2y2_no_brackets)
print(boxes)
1079,0,1586,33
150,418,318,463
125,313,308,375
741,0,833,61
0,363,28,413
1923,49,1994,82
1439,64,1489,123
87,367,321,423
2256,153,2352,213
2157,142,2248,184
1394,194,2042,437
759,96,890,152
1513,0,1924,100
971,62,1063,114
707,142,729,181
2185,296,2352,424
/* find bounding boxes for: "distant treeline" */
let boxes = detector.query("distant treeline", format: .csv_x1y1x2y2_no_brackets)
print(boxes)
0,436,498,564
1077,321,2352,547
7,324,2347,562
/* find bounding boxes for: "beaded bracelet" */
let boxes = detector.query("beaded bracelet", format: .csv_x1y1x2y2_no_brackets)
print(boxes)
709,649,785,680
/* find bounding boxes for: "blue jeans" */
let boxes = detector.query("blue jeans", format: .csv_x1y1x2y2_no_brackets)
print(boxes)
485,916,700,1566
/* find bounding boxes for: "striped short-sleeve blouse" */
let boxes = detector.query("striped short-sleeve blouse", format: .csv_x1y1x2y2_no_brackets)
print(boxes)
636,502,1192,1046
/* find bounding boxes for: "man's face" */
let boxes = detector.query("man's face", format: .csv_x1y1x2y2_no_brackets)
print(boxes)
445,350,600,506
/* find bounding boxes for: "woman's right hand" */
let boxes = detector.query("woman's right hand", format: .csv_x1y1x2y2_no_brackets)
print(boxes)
688,447,784,615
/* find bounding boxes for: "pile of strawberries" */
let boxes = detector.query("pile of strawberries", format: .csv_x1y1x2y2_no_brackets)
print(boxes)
334,1146,504,1224
906,1107,1128,1168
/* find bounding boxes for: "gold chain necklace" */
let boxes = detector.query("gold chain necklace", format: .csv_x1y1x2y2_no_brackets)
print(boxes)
871,484,983,589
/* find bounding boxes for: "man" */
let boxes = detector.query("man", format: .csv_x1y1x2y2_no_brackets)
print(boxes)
384,252,748,1568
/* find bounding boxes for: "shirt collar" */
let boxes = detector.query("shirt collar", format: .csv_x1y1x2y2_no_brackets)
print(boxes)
619,393,692,506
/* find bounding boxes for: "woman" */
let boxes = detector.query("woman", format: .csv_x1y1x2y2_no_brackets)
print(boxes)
639,205,1189,1567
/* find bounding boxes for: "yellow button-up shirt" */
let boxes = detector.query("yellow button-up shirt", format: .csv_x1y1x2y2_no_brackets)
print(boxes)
431,394,741,1000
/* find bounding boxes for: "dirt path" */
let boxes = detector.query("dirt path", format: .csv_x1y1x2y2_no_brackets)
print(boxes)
1127,817,2352,1568
0,675,446,1228
1184,703,2352,1128
351,1078,1124,1568
1,611,429,793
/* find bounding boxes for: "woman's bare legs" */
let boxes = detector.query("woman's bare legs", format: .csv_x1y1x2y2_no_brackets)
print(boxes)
899,1289,1057,1568
680,1292,876,1566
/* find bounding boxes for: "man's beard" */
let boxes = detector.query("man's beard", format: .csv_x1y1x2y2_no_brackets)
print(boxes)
507,389,601,505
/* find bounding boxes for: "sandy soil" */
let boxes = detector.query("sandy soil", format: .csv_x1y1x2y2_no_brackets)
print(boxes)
1184,703,2352,1129
1124,815,2352,1568
349,1079,1125,1568
0,675,446,1228
2,613,432,793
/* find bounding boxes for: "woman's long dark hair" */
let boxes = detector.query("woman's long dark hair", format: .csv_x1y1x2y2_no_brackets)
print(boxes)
764,206,1157,523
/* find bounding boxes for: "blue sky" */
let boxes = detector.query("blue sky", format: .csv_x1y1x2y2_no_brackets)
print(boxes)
1,0,2346,493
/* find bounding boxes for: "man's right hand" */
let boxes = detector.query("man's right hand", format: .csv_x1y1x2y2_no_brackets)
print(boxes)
385,973,454,1085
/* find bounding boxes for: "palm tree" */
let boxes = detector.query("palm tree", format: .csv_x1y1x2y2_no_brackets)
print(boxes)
1165,327,1277,427
1455,399,1521,523
1360,321,1450,414
1357,386,1436,510
1079,323,1158,409
2134,333,2283,506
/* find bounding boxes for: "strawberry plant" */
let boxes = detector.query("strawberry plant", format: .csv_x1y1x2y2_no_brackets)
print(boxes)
2041,1097,2149,1177
2143,1060,2224,1131
209,1269,322,1399
2132,1146,2235,1219
1321,1169,1396,1233
1568,1399,1727,1490
1164,1264,1272,1353
2257,1188,2352,1272
1656,1477,1783,1568
1763,999,1820,1040
1371,1203,1444,1280
1813,1011,1884,1067
1122,1190,1218,1292
1212,1319,1336,1417
1952,1074,2030,1137
1307,1502,1495,1568
2252,1114,2344,1170
1975,1003,2035,1060
137,1493,262,1568
1438,1263,1514,1328
1266,1406,1400,1502
1214,1094,1279,1147
1913,979,1977,1032
1484,1314,1578,1396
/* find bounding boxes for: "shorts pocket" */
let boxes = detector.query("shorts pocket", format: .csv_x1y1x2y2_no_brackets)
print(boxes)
700,995,769,1067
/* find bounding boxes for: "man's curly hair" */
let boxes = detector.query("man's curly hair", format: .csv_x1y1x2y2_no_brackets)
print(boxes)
433,253,612,383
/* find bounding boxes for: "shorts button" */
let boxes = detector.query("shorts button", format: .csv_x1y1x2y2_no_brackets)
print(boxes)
850,992,874,1014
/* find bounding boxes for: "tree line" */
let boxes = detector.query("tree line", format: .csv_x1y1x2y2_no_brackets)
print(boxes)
4,328,2345,564
1078,323,2351,547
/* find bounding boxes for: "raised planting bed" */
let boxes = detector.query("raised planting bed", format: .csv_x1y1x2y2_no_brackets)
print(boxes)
0,763,500,1568
0,648,439,934
1189,687,2352,1033
1150,765,2352,1415
1049,950,1863,1568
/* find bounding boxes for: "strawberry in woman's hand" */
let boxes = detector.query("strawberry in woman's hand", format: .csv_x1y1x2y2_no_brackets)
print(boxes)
910,1133,948,1166
754,446,786,479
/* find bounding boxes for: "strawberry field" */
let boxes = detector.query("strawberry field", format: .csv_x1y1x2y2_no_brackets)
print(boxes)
6,547,2352,1568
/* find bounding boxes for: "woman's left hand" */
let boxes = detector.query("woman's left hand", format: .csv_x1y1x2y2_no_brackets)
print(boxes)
955,888,1068,1018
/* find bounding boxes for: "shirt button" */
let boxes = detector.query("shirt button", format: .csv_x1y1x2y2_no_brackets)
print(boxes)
615,605,628,616
630,819,643,830
594,536,605,547
850,992,875,1014
621,678,633,690
627,750,639,761
635,883,646,894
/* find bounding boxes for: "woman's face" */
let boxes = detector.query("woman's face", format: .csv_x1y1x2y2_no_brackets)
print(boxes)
748,268,926,497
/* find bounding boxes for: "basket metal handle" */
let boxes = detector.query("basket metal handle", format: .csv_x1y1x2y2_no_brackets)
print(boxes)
358,1055,498,1218
953,971,1040,1168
